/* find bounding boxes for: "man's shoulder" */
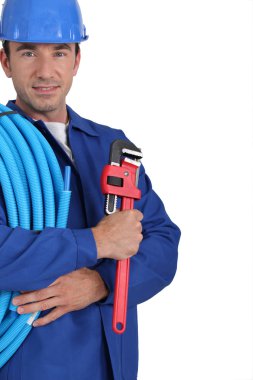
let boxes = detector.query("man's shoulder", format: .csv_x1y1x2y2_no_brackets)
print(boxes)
67,105,126,139
83,116,123,136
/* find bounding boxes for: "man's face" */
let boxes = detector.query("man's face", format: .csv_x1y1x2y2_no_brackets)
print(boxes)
0,42,80,118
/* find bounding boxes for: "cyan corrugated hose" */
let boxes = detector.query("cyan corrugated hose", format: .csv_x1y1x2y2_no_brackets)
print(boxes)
0,104,72,368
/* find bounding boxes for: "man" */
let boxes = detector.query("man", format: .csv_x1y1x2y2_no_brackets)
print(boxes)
0,0,180,379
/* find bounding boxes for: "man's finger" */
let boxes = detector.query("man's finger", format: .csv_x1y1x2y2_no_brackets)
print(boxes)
134,209,144,221
17,296,61,315
33,306,68,327
12,284,59,306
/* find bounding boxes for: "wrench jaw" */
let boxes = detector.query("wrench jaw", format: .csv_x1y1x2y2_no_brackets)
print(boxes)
105,194,118,215
104,140,142,215
122,148,143,161
109,140,143,165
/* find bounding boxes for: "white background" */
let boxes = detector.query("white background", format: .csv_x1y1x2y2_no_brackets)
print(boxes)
1,1,253,379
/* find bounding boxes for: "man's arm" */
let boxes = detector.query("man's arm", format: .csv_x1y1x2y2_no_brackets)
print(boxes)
9,163,179,324
0,189,143,292
0,222,98,291
10,209,144,327
0,184,97,291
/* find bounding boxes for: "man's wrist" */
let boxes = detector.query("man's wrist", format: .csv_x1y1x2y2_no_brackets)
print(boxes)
91,227,103,259
93,270,109,302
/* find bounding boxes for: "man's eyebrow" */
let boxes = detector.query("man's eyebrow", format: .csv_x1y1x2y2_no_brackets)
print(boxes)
53,44,72,51
15,43,72,52
16,44,37,52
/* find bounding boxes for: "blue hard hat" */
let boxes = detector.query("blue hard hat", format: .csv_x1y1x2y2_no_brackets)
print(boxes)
0,0,88,43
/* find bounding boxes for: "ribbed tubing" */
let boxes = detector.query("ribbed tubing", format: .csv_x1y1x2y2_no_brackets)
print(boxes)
0,105,71,368
0,133,30,229
0,159,18,228
0,107,44,229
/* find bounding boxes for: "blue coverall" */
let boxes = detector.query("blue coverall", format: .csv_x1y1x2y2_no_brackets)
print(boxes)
0,100,181,380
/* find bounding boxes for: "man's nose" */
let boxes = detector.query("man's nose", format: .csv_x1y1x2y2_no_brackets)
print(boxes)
35,57,55,79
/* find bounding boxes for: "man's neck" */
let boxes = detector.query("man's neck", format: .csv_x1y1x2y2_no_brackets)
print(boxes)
15,98,69,124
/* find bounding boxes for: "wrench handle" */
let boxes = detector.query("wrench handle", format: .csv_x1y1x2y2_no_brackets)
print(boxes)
113,197,134,333
113,258,130,333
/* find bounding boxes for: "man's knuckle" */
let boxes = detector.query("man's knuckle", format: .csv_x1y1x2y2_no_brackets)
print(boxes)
135,221,140,229
58,283,66,293
127,246,133,256
130,244,138,254
128,210,135,218
41,302,48,311
137,210,143,220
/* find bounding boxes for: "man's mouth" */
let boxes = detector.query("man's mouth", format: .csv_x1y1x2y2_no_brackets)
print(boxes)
32,86,59,94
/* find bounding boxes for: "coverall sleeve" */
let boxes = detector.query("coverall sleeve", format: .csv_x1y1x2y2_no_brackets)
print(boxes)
95,145,181,307
0,191,98,291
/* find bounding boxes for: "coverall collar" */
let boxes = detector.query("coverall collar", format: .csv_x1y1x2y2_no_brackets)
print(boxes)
6,100,99,137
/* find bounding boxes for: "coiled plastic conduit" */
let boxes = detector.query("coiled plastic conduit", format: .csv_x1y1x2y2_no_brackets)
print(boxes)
0,104,72,368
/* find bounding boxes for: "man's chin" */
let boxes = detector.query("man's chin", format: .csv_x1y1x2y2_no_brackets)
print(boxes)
28,101,58,114
16,94,64,117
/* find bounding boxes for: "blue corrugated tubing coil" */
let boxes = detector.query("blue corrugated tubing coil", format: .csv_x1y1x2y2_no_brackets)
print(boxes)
0,104,72,367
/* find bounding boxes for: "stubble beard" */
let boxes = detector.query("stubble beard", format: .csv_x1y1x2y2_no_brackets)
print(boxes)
16,88,61,114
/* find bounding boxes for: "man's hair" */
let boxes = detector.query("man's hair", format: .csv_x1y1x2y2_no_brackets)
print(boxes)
2,41,80,60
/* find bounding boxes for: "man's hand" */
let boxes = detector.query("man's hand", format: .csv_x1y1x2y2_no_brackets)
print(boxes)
92,209,143,260
12,268,109,327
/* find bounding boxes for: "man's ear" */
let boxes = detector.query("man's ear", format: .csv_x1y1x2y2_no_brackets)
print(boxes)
0,48,12,78
73,49,81,77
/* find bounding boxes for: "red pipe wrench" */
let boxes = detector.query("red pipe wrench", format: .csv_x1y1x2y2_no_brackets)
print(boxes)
101,140,142,334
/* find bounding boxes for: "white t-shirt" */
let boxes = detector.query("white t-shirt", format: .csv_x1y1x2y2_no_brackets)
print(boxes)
43,121,74,162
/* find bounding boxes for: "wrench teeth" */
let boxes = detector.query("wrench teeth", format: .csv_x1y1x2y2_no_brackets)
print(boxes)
105,194,117,214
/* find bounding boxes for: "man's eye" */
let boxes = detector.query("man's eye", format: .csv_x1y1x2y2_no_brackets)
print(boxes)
23,52,35,57
55,52,65,57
